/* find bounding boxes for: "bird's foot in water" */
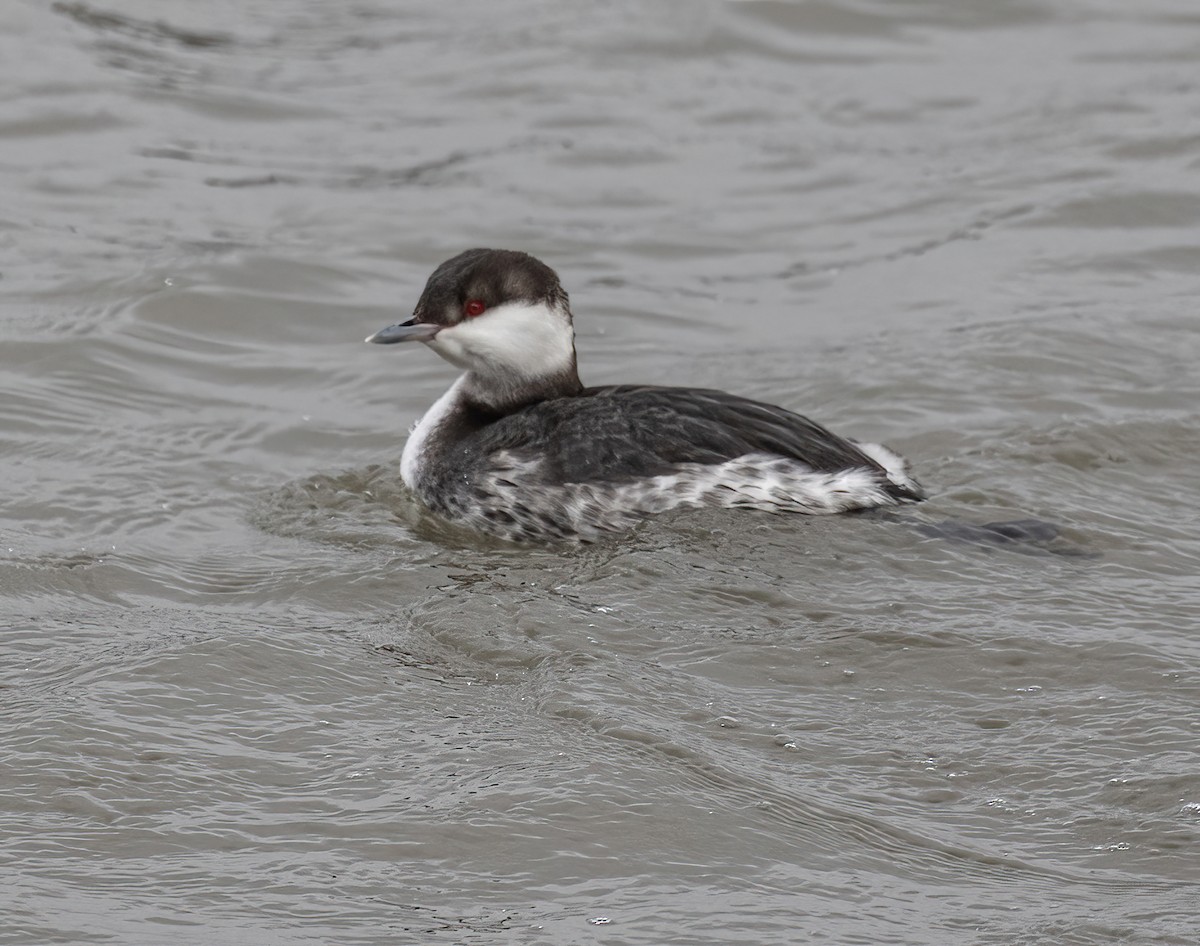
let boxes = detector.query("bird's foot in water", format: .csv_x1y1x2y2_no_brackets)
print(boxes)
914,517,1097,558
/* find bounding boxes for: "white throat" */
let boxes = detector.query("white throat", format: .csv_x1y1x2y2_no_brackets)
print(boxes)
428,300,575,382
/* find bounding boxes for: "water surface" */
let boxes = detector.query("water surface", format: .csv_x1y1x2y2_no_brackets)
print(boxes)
2,2,1199,943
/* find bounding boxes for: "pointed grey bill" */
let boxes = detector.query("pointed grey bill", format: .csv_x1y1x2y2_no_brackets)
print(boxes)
365,319,441,344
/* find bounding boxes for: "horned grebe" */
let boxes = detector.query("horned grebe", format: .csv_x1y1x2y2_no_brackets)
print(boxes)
366,249,924,542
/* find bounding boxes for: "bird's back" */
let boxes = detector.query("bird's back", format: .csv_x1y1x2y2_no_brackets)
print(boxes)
464,385,921,495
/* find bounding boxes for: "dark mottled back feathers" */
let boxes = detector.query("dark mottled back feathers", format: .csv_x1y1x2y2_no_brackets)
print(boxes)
442,384,903,488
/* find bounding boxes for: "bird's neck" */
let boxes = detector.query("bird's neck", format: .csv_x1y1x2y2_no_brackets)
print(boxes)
458,361,584,417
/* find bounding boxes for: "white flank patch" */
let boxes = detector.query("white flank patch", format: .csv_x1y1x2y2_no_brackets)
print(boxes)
855,441,922,494
467,451,905,542
645,455,895,516
429,300,575,382
400,374,467,490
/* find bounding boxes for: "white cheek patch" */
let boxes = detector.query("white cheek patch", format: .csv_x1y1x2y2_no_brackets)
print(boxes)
431,301,575,380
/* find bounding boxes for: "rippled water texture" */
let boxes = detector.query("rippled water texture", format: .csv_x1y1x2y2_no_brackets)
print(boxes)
3,2,1199,943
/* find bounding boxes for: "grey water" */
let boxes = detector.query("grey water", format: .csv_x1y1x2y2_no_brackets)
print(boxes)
2,2,1199,944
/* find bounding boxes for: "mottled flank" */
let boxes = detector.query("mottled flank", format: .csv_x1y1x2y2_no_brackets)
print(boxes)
415,450,921,543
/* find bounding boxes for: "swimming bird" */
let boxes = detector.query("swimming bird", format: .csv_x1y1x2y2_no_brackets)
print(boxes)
366,249,925,542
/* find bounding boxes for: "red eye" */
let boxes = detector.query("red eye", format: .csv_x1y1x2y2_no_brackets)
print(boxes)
464,299,486,317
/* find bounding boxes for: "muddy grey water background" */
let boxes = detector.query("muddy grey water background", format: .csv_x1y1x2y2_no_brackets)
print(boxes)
3,0,1200,943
